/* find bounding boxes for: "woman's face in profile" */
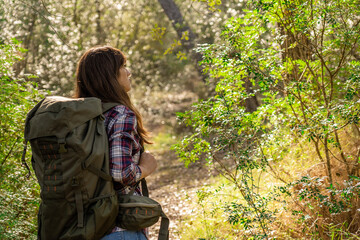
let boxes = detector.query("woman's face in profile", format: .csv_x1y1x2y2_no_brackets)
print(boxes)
117,66,132,92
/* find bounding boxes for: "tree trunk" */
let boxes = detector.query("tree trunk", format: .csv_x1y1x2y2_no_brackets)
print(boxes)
157,0,196,50
245,78,259,113
95,0,105,45
73,0,78,25
14,13,37,77
157,0,204,79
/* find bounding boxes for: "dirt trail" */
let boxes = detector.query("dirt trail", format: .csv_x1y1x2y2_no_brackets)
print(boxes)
137,89,213,239
145,146,212,239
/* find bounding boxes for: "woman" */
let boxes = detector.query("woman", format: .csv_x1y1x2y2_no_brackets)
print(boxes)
74,46,157,240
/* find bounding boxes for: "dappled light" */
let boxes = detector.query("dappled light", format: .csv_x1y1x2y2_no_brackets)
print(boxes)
1,0,360,239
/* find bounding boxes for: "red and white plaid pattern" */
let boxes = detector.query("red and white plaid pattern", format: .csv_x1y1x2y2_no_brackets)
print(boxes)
104,105,142,195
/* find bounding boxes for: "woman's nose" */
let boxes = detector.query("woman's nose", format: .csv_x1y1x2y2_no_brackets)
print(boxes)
126,68,131,77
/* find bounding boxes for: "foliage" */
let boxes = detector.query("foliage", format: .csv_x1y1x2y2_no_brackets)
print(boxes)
0,0,245,96
174,0,360,238
0,41,43,239
286,175,360,239
193,0,222,12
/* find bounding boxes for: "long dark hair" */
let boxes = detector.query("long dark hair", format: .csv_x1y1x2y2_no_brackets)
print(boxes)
74,46,151,145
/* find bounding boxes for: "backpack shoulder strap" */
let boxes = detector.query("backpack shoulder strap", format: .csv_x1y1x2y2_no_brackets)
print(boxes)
102,102,119,113
141,178,149,197
158,212,170,240
127,178,149,197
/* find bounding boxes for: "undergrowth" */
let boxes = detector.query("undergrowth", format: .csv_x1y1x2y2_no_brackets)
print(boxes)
176,132,360,239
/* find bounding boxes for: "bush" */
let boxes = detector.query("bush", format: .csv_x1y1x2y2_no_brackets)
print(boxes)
173,0,360,238
0,40,43,239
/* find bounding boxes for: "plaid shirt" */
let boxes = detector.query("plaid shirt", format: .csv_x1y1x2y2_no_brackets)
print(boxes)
103,105,148,237
104,105,142,195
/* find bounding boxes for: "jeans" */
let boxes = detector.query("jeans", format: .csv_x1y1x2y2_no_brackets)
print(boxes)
100,230,147,240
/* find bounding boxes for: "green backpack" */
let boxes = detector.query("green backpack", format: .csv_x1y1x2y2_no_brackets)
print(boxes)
23,96,170,240
23,96,119,240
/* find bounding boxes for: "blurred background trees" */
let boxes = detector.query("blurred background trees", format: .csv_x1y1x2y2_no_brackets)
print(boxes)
0,0,246,127
0,0,244,95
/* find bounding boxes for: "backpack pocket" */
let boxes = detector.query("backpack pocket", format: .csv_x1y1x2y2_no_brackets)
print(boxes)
116,194,163,231
87,194,118,239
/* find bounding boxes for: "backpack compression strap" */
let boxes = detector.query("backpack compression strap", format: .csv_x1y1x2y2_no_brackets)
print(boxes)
22,98,46,178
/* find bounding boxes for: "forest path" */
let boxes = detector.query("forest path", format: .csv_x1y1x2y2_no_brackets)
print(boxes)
145,128,212,240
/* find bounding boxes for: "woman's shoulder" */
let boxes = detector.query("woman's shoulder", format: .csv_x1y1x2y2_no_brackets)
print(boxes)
105,105,135,118
104,105,137,131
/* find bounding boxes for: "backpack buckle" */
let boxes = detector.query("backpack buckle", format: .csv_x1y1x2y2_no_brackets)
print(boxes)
72,177,80,187
81,161,86,170
58,138,67,153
